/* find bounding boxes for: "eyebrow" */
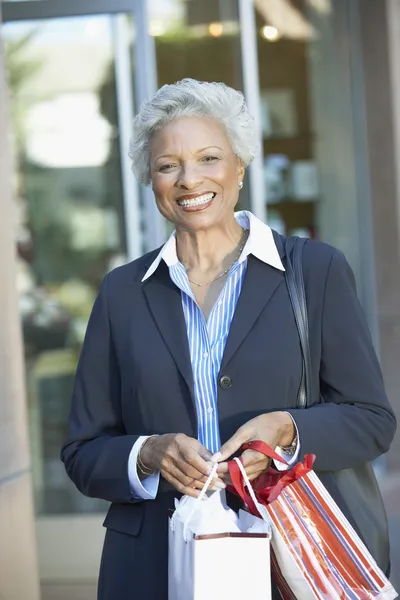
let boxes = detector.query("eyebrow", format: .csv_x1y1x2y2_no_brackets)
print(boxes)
154,146,224,163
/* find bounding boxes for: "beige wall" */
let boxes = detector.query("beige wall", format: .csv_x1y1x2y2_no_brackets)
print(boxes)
0,3,41,599
360,0,400,472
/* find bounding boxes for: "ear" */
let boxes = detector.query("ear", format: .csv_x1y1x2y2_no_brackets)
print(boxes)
237,159,245,184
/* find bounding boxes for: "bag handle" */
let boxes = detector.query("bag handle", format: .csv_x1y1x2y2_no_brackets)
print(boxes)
170,462,219,536
241,440,289,466
284,237,314,408
197,461,219,501
228,441,288,515
231,457,264,516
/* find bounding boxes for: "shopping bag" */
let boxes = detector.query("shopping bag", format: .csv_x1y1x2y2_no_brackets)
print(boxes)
168,461,272,600
228,441,398,600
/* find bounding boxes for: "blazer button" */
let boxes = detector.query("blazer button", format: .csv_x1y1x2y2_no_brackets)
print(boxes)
219,375,232,389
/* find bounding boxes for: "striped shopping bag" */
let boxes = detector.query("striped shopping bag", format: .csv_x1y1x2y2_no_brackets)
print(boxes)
228,441,397,600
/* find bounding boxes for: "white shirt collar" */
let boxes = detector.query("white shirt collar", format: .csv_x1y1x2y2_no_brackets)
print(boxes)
141,210,285,282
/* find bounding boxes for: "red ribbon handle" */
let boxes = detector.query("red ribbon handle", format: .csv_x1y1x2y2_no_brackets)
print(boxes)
241,440,290,466
227,440,288,516
228,441,317,510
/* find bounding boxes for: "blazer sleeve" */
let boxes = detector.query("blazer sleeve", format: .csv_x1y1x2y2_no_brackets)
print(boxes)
287,250,397,472
61,274,140,504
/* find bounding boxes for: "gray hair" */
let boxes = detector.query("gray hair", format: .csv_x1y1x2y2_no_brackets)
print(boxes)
128,78,258,185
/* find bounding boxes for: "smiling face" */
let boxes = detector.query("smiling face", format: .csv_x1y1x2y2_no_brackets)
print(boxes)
149,116,245,232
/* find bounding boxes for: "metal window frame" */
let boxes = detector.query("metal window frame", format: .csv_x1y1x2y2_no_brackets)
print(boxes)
238,0,266,223
112,14,142,260
2,0,166,256
133,0,166,252
2,0,137,20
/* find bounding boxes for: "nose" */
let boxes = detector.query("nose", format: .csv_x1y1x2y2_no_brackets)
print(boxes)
176,163,203,190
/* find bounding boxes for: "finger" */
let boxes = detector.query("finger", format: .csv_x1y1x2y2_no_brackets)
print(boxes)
163,459,225,491
180,447,214,478
164,472,201,498
240,449,267,469
195,443,214,463
241,450,270,480
162,450,211,482
216,461,229,474
247,470,265,482
162,461,203,487
176,454,214,482
216,427,251,462
219,468,266,486
218,452,269,485
216,449,265,474
219,472,232,486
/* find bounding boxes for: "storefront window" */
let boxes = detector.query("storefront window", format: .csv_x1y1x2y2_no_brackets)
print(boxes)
3,14,133,515
253,0,368,296
255,0,320,239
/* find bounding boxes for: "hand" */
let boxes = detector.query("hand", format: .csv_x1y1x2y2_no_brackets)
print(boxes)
215,412,295,484
140,434,226,498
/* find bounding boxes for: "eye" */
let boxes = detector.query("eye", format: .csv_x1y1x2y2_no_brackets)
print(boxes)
158,163,176,172
201,155,219,163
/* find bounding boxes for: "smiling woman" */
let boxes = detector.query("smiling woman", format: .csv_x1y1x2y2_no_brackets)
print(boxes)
61,78,396,599
150,117,244,228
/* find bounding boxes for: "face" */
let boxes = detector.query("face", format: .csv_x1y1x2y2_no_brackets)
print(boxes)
149,116,245,232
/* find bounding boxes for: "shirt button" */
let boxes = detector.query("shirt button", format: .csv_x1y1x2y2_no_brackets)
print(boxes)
203,352,209,358
219,375,232,389
207,407,214,414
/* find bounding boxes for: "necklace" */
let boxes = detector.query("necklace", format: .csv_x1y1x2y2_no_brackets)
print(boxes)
187,228,249,287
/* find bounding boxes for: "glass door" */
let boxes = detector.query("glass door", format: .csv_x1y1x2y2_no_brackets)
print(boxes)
2,9,141,584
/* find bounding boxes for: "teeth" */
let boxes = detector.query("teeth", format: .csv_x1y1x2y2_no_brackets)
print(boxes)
178,193,214,207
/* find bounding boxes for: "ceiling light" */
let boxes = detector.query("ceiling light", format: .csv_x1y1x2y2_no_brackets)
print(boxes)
208,22,223,38
149,21,166,37
261,25,281,41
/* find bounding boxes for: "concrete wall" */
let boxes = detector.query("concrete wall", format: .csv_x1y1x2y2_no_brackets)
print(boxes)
0,3,41,598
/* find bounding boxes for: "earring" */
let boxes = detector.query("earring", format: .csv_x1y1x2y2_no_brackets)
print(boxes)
238,181,243,190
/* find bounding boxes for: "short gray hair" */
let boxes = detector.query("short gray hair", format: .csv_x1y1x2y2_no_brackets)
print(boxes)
129,78,258,185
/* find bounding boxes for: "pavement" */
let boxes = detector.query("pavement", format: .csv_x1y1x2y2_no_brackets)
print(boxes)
41,582,97,600
380,470,400,590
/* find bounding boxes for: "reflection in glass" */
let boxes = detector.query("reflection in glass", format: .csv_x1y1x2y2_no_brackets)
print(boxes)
254,0,321,239
4,15,131,515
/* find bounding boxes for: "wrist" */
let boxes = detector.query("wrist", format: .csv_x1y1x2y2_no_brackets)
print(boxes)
139,435,160,473
276,412,296,448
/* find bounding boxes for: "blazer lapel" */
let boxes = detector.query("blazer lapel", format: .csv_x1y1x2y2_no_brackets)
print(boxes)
220,254,286,372
142,263,195,403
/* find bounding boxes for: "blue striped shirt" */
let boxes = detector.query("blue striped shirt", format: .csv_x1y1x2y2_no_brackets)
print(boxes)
169,253,247,453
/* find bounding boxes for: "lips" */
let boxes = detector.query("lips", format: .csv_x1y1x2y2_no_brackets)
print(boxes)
177,192,216,208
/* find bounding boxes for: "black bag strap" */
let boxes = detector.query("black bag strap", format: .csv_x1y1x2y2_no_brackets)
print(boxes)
284,237,314,408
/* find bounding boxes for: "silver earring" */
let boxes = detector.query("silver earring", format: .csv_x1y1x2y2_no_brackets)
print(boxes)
238,181,243,190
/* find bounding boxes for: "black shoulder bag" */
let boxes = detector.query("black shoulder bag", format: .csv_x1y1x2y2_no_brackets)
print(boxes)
284,237,390,574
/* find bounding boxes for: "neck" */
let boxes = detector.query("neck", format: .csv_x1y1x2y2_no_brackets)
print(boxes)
175,217,244,276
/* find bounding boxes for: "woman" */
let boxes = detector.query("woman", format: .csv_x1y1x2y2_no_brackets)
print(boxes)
61,78,396,599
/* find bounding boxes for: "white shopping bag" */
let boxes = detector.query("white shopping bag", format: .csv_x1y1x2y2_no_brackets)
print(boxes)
168,460,272,600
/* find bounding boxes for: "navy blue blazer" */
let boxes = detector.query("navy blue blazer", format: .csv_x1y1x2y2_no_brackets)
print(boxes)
61,232,396,600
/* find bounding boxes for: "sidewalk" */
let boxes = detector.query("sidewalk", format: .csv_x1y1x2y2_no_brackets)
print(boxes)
41,582,96,600
380,471,400,590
